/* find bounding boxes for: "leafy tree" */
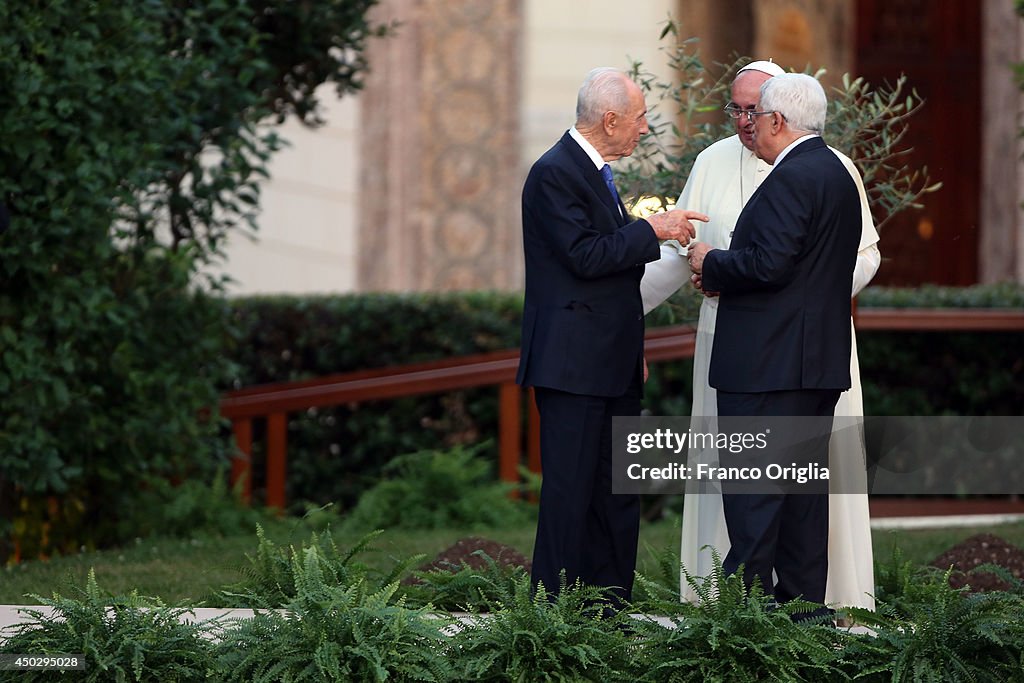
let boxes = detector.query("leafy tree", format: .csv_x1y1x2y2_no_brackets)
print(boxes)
0,0,389,561
619,20,940,232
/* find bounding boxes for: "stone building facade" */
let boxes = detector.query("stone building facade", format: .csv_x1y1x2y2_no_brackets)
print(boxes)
216,0,1023,293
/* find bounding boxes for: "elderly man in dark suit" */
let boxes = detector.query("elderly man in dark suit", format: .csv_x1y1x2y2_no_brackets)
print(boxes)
517,67,707,605
687,73,861,617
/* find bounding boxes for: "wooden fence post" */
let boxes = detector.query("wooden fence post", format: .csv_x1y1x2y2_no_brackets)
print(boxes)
499,382,521,497
266,413,287,512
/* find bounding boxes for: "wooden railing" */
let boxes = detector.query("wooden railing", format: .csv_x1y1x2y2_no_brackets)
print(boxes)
853,307,1024,331
221,348,530,508
220,325,695,509
220,308,1024,510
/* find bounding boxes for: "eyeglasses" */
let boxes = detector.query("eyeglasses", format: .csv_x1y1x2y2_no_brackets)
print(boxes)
723,105,779,122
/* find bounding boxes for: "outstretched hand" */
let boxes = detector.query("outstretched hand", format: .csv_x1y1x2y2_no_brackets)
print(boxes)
646,209,708,244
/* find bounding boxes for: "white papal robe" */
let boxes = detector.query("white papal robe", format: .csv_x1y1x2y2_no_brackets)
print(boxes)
641,134,880,610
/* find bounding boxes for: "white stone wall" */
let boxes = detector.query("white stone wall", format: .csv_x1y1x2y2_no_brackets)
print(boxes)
521,0,677,169
213,93,361,295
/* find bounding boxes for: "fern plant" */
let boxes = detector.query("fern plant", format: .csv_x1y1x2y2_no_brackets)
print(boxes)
401,550,530,612
450,573,637,682
219,525,420,609
839,568,1024,682
630,540,686,605
0,569,215,682
342,442,535,531
870,542,949,619
214,546,452,682
137,465,272,539
629,550,847,683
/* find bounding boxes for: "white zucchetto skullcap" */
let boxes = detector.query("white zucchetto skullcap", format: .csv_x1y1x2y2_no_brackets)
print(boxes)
737,60,786,77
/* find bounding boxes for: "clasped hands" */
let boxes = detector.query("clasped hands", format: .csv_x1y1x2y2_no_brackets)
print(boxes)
685,241,717,295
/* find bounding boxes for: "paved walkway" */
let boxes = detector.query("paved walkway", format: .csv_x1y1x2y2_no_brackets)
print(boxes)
870,512,1024,530
0,606,873,638
0,606,266,634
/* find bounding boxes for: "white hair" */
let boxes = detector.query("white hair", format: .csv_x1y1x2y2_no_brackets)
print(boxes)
759,73,827,134
575,67,631,127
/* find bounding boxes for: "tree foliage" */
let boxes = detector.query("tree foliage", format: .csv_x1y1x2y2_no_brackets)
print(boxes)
619,20,940,231
0,0,388,561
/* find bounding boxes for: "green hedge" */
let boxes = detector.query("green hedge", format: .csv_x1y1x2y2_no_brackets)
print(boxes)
223,284,1024,511
224,293,523,509
858,282,1024,308
857,284,1024,416
226,292,525,385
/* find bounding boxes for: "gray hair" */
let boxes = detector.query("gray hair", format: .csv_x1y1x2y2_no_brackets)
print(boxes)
575,67,631,127
759,73,827,134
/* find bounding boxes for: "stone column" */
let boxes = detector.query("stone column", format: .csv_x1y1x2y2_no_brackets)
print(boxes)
358,0,523,292
751,0,854,88
673,0,755,69
981,0,1024,283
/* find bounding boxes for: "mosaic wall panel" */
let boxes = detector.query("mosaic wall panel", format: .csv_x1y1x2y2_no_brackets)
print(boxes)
359,0,522,291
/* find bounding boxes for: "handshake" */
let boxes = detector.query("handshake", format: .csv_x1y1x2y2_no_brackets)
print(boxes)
646,208,708,245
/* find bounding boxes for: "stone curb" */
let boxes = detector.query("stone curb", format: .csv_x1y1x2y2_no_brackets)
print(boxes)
0,606,872,639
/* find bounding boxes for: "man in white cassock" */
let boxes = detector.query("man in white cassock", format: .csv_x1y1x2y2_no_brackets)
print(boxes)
640,60,880,612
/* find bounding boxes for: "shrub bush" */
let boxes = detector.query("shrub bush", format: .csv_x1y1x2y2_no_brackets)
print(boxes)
630,553,847,682
219,526,418,610
401,552,531,612
840,571,1024,682
341,443,536,531
870,544,950,620
449,575,637,682
0,571,215,682
215,548,452,682
0,0,387,562
131,469,275,541
0,227,235,561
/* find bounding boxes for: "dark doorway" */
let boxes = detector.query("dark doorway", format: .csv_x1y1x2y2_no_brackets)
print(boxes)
855,0,981,285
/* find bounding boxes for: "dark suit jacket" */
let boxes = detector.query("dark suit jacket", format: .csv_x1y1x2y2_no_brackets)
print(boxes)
702,136,860,393
516,131,661,397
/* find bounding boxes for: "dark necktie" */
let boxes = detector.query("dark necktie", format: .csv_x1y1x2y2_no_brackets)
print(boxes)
600,164,621,209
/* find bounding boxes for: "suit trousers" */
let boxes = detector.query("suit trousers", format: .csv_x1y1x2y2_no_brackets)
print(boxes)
531,379,642,605
717,388,840,610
